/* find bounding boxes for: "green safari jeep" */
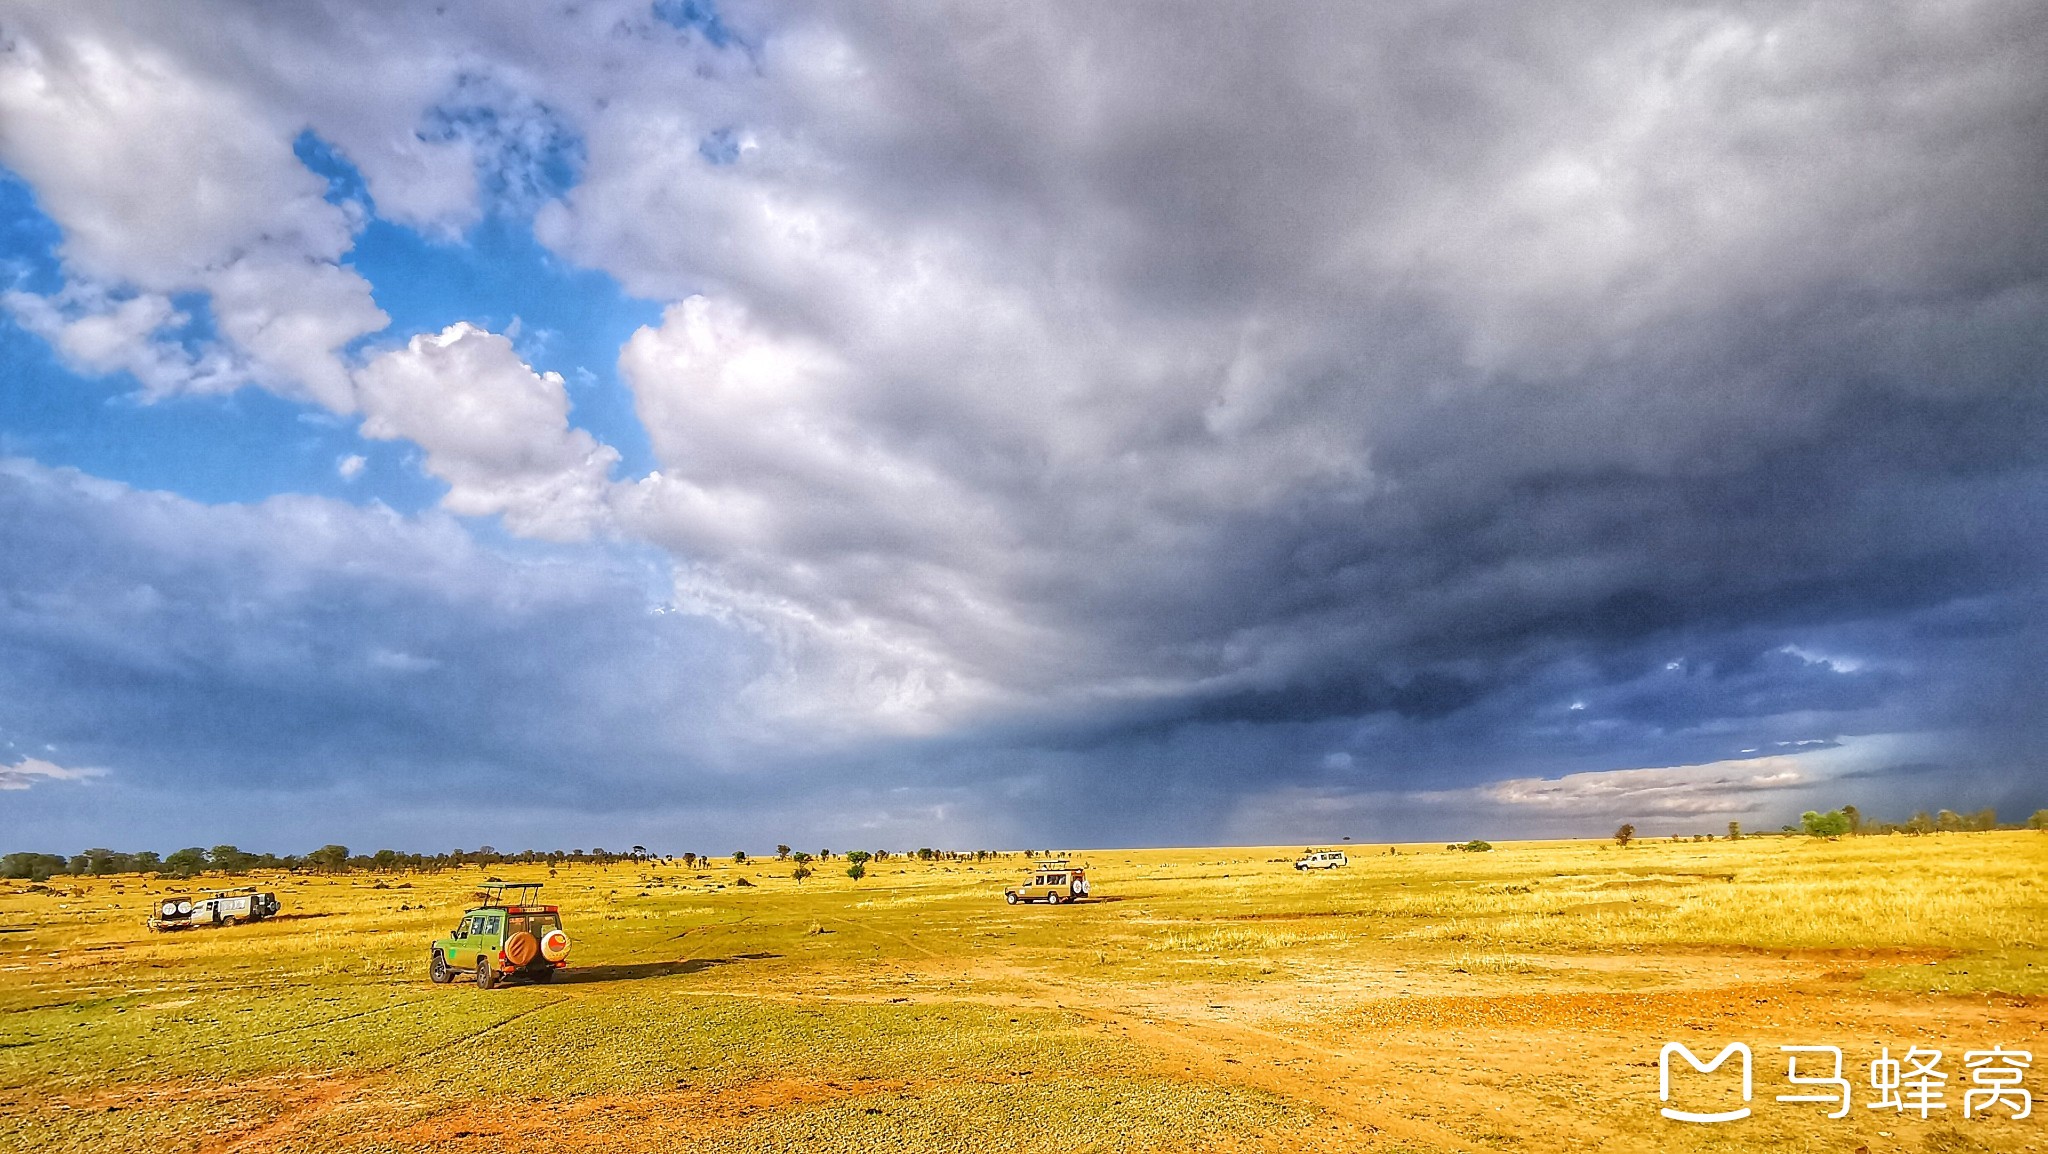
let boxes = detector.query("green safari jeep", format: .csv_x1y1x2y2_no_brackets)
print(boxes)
430,882,570,989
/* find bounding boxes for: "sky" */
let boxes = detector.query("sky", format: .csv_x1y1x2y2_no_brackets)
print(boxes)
2,1,2044,856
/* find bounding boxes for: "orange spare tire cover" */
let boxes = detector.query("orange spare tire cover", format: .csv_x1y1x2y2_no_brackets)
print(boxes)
504,930,540,966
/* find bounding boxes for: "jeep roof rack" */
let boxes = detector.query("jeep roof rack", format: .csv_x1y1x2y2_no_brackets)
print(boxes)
475,881,545,908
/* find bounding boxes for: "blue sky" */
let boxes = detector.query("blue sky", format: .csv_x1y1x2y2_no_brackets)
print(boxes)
2,1,2044,855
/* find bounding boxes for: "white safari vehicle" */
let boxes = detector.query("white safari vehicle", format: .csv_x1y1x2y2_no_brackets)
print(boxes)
1004,859,1091,904
1293,848,1348,870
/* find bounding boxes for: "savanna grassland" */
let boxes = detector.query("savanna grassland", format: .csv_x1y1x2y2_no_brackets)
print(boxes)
3,833,2045,1153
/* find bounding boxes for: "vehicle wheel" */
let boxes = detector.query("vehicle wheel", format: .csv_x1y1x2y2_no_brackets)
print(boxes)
221,915,237,927
1048,891,1063,905
476,956,497,990
430,950,452,984
1004,892,1017,905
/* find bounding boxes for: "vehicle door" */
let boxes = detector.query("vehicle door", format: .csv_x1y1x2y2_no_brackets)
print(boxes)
449,914,483,966
478,912,506,961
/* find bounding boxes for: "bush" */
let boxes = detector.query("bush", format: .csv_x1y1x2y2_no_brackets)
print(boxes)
1462,840,1492,853
1800,810,1852,837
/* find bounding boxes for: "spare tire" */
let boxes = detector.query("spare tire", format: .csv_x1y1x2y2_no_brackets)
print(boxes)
540,929,569,963
504,930,540,967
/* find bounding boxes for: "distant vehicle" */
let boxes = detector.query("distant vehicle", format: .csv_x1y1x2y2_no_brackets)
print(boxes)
431,882,570,989
1294,849,1348,871
1004,859,1090,905
147,887,280,931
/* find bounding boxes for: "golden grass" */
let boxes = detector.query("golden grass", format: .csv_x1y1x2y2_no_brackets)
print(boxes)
2,831,2043,1152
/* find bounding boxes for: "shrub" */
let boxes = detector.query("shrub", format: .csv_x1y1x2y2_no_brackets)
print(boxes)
1801,810,1851,837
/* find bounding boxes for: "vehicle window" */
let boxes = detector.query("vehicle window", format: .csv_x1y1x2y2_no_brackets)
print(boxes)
1050,873,1067,885
509,913,561,936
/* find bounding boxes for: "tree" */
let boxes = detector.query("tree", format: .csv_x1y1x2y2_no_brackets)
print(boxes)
164,847,209,878
845,850,871,881
0,852,67,881
1841,805,1861,834
2029,810,2048,831
732,850,748,864
307,844,350,872
1727,821,1741,841
1614,824,1635,847
71,848,129,876
1935,809,1963,832
776,845,791,861
211,845,255,873
681,852,697,868
1967,807,1997,831
1801,810,1851,837
791,851,813,883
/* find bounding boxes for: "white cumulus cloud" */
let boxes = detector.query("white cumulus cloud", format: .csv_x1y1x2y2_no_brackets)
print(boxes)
354,323,620,540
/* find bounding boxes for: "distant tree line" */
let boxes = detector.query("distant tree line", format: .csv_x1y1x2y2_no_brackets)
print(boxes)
1,842,1027,883
1608,807,2048,848
3,844,668,882
1796,806,2027,836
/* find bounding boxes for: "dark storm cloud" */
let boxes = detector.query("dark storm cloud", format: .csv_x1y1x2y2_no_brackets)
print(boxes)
0,462,756,814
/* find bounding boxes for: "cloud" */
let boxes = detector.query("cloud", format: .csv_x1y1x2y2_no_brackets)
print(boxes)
1221,736,1948,842
539,2,2048,759
2,284,245,396
1472,759,1809,818
0,3,2044,846
354,323,620,540
0,13,388,407
0,459,749,811
0,756,103,791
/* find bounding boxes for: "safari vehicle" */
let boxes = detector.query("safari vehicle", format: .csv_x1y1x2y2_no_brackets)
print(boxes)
147,887,281,931
1294,848,1348,870
1004,859,1090,904
430,882,570,989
